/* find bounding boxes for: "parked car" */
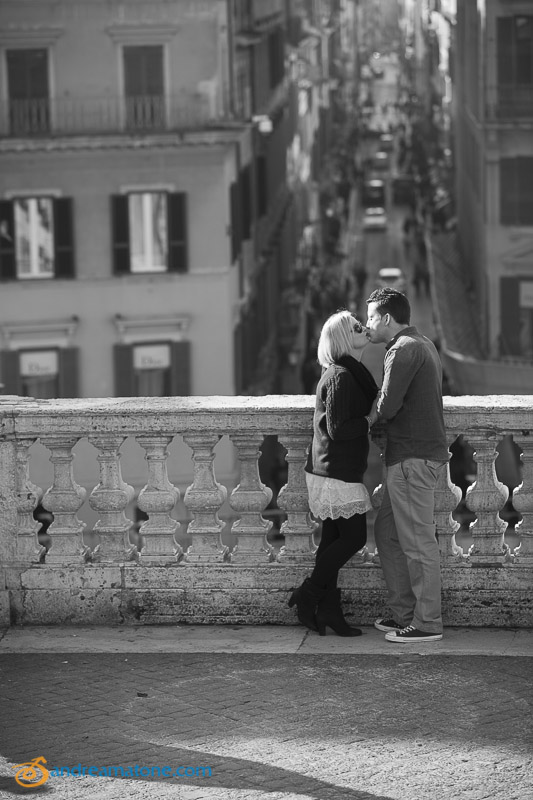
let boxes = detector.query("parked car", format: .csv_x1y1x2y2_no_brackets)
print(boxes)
376,266,407,293
372,151,390,171
362,178,386,208
379,133,394,151
392,174,416,205
363,207,388,231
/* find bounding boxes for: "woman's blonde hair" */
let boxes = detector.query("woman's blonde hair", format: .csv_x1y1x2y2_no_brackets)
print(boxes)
317,310,360,367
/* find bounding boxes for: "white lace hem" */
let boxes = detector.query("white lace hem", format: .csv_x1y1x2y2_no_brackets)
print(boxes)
306,473,372,520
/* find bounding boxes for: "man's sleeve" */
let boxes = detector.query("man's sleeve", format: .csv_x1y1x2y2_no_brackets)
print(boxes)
376,348,415,420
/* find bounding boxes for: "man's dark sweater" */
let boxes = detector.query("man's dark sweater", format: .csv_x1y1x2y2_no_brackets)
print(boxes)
377,326,448,466
305,355,378,483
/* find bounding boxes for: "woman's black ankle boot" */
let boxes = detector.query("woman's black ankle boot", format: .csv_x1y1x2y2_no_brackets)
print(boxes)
316,588,362,637
288,578,325,632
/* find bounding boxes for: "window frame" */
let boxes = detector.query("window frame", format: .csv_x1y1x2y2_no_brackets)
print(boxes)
0,194,75,281
111,189,188,275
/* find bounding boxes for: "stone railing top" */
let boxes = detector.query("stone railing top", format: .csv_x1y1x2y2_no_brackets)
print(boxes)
0,394,532,437
0,395,316,437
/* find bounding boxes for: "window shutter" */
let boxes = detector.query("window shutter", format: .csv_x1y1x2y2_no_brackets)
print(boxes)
241,165,252,241
58,347,79,397
0,201,16,281
256,155,267,217
170,341,191,396
53,198,75,279
167,192,188,273
497,17,514,84
500,278,520,355
518,157,533,225
230,180,242,263
500,159,516,225
0,350,21,395
114,343,135,396
111,195,130,274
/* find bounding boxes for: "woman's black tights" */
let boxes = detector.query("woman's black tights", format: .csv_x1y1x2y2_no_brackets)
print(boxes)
310,513,367,590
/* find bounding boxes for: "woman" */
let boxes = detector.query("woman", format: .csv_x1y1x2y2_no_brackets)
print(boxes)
289,310,378,636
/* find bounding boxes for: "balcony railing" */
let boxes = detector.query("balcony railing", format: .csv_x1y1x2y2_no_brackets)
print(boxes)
0,94,231,138
490,84,533,120
0,395,532,627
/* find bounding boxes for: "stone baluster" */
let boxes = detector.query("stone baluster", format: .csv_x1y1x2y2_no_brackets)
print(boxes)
370,427,387,512
182,433,228,562
436,438,464,562
228,433,274,563
136,435,181,564
276,433,317,564
15,439,45,563
40,437,88,564
510,435,533,562
369,426,388,564
463,431,508,566
88,435,135,563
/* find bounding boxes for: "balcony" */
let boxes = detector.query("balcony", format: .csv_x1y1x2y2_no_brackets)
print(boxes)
490,84,533,121
0,94,231,139
0,395,532,628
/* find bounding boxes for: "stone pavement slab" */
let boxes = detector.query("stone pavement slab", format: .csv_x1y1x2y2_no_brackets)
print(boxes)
0,626,532,800
1,625,532,655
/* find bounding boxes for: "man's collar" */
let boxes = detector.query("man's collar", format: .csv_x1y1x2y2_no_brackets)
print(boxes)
385,325,418,350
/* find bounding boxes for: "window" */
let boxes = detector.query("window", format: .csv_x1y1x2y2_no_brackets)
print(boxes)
497,16,533,114
0,348,79,397
111,192,187,274
6,49,50,135
0,197,75,281
14,197,54,278
114,341,191,396
500,158,533,226
19,349,59,398
129,192,168,273
268,27,285,89
133,343,171,396
123,45,164,130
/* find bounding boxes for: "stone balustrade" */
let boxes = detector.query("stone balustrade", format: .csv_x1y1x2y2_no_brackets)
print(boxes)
0,394,532,627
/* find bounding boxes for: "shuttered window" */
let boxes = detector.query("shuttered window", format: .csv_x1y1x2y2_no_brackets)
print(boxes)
123,46,164,130
497,16,533,84
0,197,75,281
111,192,188,274
256,155,268,218
230,181,242,263
500,158,533,225
6,48,49,135
240,164,252,241
0,347,79,397
114,341,191,397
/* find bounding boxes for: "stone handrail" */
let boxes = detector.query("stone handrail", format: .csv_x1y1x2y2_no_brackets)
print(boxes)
0,394,532,627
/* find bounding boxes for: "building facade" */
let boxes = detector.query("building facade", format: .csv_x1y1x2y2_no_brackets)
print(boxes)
0,0,347,531
445,0,533,390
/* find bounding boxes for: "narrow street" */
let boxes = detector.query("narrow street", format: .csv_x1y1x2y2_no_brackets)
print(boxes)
342,53,439,545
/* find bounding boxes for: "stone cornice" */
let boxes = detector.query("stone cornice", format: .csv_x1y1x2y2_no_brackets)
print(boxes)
105,23,179,44
0,27,64,46
0,127,247,154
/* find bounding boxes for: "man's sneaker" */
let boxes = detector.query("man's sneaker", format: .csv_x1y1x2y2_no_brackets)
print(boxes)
374,617,405,633
385,625,443,643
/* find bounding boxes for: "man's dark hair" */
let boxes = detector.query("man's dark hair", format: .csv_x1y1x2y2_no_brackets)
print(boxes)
366,288,411,325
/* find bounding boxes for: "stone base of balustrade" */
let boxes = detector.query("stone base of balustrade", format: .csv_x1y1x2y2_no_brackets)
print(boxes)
1,563,532,628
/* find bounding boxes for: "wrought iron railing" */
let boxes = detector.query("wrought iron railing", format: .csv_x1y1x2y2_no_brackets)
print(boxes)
0,94,231,137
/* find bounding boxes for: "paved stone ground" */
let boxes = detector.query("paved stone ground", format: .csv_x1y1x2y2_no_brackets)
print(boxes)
0,651,531,800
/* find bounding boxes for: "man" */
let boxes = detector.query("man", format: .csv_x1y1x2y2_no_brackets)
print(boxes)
365,288,448,643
